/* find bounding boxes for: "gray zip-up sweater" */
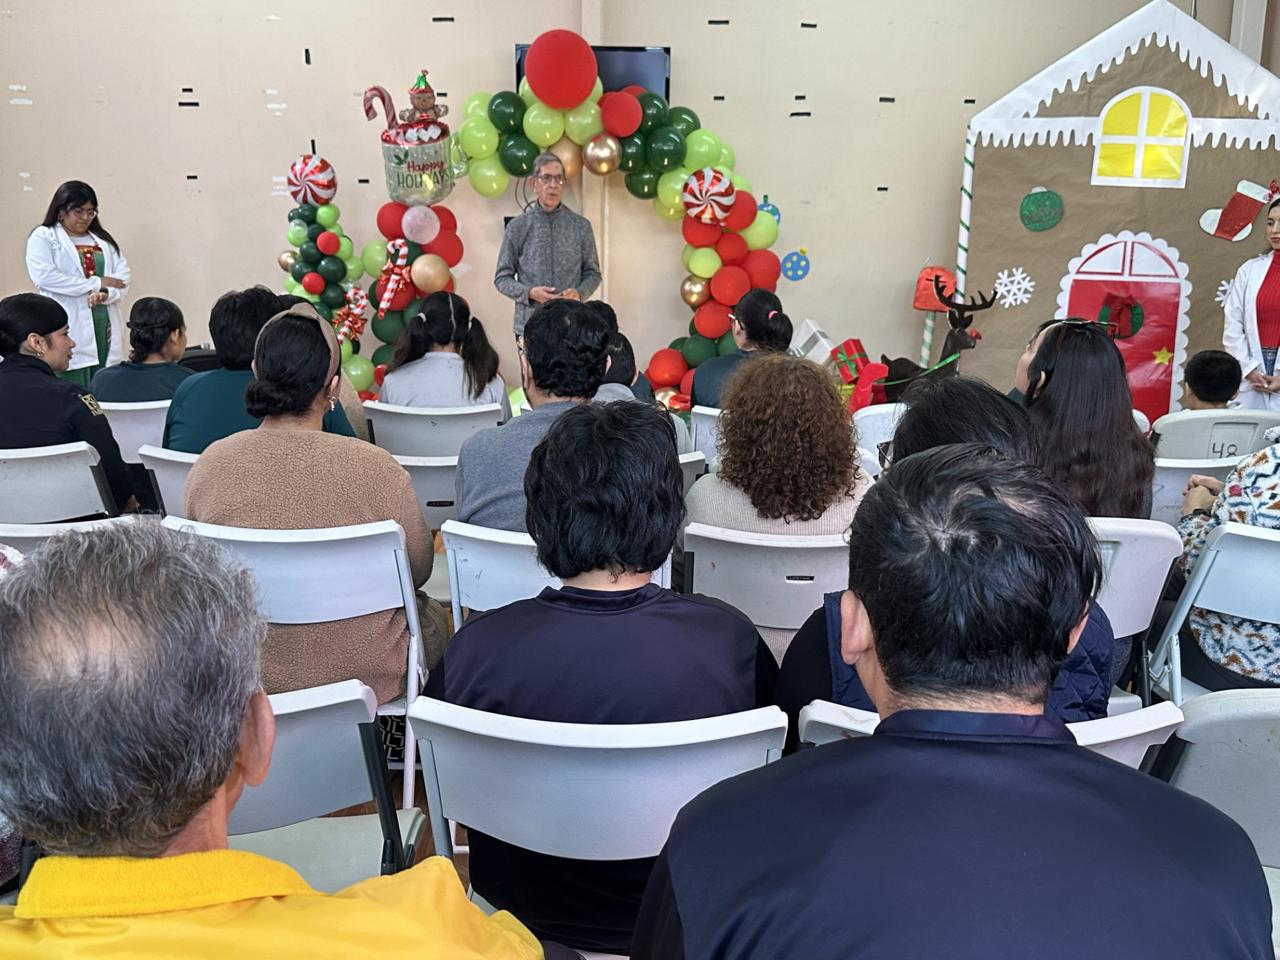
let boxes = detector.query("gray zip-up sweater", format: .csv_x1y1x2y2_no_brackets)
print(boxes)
494,202,602,337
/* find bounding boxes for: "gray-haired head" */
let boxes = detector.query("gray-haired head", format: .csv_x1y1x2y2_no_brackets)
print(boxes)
532,151,564,179
0,519,264,857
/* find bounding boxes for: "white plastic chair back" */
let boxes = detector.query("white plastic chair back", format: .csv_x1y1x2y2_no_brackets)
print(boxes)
229,680,379,833
1132,408,1151,433
798,700,880,745
364,400,502,457
395,454,458,530
683,522,847,630
852,402,907,459
98,400,170,464
1152,409,1280,461
0,442,113,522
409,698,787,861
1149,455,1237,526
1088,518,1184,637
1163,689,1280,867
678,451,706,496
137,444,198,518
1149,522,1280,704
856,446,881,480
0,516,131,554
689,405,722,468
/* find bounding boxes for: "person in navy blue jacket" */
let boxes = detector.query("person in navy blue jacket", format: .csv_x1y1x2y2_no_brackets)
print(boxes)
634,443,1272,960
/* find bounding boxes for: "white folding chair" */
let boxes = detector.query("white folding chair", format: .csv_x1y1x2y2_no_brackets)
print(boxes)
800,699,1182,769
852,402,907,461
0,442,114,522
1149,455,1238,526
394,454,458,531
1148,522,1280,705
409,697,786,958
228,680,425,892
162,517,425,808
1152,409,1280,461
137,444,198,518
98,400,170,464
689,405,722,468
1132,408,1151,434
856,446,881,480
0,516,132,554
364,400,503,457
678,451,707,496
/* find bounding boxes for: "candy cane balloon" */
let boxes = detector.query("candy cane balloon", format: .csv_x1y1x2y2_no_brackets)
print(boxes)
377,239,412,318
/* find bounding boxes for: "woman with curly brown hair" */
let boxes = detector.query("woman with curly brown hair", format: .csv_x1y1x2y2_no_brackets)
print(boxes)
684,353,870,537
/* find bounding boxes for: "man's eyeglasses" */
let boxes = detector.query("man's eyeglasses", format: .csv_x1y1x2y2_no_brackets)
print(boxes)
877,441,893,470
536,174,565,186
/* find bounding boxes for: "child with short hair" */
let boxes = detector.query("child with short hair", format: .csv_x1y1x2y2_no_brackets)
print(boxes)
1183,350,1242,409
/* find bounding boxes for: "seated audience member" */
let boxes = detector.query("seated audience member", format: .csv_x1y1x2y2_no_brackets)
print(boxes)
185,306,446,699
594,331,692,452
1178,429,1280,689
455,299,609,531
380,292,510,418
88,296,192,401
0,292,134,513
633,445,1272,960
163,286,354,453
1182,348,1242,410
774,378,1115,751
0,522,541,959
1016,318,1154,517
428,401,778,955
0,542,21,895
275,293,369,440
584,299,654,400
689,288,792,408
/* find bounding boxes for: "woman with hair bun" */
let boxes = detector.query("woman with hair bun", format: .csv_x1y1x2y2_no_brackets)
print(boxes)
89,297,192,401
689,288,793,409
185,304,448,704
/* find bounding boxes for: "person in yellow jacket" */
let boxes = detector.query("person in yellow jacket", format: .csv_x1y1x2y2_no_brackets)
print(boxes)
0,521,542,960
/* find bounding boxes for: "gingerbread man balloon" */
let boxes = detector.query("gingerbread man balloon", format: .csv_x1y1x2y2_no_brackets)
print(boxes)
398,69,450,144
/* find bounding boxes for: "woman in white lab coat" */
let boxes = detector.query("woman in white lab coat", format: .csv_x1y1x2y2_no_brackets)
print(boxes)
25,181,131,387
1222,196,1280,410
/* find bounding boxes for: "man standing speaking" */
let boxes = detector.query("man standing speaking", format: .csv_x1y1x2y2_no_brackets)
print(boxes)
494,152,601,341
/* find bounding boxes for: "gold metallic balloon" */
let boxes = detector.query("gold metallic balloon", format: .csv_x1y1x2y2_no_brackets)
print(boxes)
654,386,678,409
278,250,298,273
410,253,450,294
549,136,582,180
680,274,711,308
582,133,622,176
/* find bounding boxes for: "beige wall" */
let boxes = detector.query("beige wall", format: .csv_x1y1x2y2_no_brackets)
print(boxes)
0,0,1240,384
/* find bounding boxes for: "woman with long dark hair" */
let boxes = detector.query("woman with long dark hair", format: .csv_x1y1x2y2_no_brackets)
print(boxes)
88,297,192,402
380,291,509,417
25,181,131,386
1016,318,1155,517
1222,193,1280,410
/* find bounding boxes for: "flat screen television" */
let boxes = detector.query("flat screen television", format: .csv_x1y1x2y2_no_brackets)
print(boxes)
515,44,671,101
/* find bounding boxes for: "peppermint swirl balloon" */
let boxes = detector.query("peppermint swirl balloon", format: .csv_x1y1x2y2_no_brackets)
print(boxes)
682,167,736,224
288,154,338,206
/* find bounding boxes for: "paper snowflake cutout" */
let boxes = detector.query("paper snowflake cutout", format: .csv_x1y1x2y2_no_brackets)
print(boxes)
994,267,1035,309
1215,278,1233,306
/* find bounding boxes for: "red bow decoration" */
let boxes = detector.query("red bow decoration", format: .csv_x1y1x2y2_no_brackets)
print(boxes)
849,362,889,413
333,286,370,343
377,239,412,318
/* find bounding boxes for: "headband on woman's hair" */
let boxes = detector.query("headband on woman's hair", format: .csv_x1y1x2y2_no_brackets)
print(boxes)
256,305,340,381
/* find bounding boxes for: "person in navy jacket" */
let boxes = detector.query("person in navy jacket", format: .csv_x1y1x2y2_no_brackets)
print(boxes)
633,444,1272,960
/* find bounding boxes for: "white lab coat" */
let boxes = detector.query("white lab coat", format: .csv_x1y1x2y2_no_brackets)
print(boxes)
25,223,131,371
1222,251,1280,411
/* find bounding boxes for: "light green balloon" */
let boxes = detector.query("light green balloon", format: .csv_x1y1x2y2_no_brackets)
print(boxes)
315,203,340,228
518,76,538,106
718,142,735,169
731,173,752,193
590,76,603,102
340,338,353,363
464,91,491,119
682,243,696,271
286,221,308,246
684,129,722,170
361,240,388,276
337,235,354,260
654,195,684,222
343,354,376,392
739,209,779,250
469,154,510,197
688,247,722,279
344,257,364,282
522,102,565,148
657,169,689,208
458,117,500,159
284,277,303,295
564,101,604,146
302,290,322,304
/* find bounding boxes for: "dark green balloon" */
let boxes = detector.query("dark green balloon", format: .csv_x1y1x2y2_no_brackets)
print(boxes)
637,92,669,133
487,91,526,134
294,203,318,224
317,256,347,283
404,241,423,263
619,133,646,173
646,126,686,171
372,343,395,367
670,336,689,351
688,318,699,336
372,311,406,344
681,333,717,368
403,298,423,320
306,222,326,242
313,302,333,320
625,168,659,199
717,330,737,355
320,282,347,307
350,337,361,354
367,280,380,303
299,241,322,265
498,134,538,176
290,259,309,283
666,106,700,138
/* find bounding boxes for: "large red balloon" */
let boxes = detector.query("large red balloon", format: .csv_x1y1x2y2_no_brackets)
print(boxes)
710,266,751,307
647,347,689,388
600,91,642,137
301,272,326,295
432,204,457,233
743,249,782,290
694,301,732,339
682,216,722,248
715,232,748,266
525,30,598,109
724,191,756,232
622,84,647,96
316,231,341,256
443,274,456,293
376,201,408,241
679,368,696,396
375,276,415,311
426,230,464,268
